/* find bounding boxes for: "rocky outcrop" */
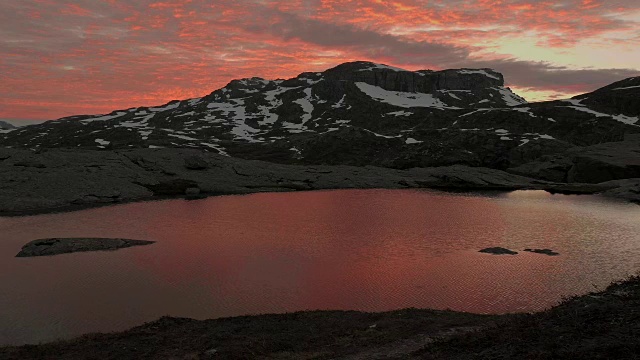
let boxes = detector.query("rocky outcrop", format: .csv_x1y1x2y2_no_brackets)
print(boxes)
524,248,559,256
323,61,504,93
16,238,155,257
0,146,637,216
184,155,209,170
509,140,640,184
0,147,548,215
574,76,640,117
479,247,518,255
0,120,14,130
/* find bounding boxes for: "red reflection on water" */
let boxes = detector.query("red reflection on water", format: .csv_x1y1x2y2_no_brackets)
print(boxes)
2,189,640,345
128,190,602,315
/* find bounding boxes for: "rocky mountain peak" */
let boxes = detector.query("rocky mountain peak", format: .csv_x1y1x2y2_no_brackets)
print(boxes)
0,120,15,130
3,61,637,171
321,61,506,93
572,75,640,118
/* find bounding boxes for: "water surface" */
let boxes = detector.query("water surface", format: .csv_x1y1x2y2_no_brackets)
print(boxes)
1,189,639,345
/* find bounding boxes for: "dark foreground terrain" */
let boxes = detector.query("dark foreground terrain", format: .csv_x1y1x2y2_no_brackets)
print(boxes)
2,276,640,359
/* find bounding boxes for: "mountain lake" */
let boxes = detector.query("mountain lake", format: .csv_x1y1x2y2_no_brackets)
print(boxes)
1,189,639,345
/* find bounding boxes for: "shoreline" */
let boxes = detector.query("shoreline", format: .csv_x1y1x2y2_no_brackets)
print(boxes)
0,146,636,217
0,185,631,218
2,275,639,359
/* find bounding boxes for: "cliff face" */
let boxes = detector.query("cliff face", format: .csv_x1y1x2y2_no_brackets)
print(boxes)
322,61,504,93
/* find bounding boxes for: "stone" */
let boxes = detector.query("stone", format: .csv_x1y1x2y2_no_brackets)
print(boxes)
524,248,559,256
16,238,155,257
479,247,518,255
139,179,200,196
184,155,209,170
13,159,46,168
184,187,203,199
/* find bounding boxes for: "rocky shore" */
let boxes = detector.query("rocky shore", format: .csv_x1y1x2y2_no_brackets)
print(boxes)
0,146,637,216
2,275,640,359
15,238,155,257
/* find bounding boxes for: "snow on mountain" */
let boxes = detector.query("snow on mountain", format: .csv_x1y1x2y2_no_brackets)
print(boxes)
457,69,501,81
355,82,455,109
1,61,638,170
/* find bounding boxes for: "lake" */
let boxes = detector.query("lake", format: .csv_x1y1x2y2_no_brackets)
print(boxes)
1,189,639,345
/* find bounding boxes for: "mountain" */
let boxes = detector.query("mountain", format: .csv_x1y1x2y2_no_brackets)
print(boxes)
1,61,638,170
0,121,15,131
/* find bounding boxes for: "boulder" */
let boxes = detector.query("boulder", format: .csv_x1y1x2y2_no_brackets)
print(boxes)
184,155,209,170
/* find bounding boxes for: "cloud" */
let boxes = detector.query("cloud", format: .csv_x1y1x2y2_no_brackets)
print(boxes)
0,0,638,122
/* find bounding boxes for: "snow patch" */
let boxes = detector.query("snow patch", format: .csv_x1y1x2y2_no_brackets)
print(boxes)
562,98,583,106
405,137,423,144
332,95,346,109
612,85,640,91
150,102,180,112
495,87,528,106
293,88,314,124
512,107,537,117
84,112,127,122
168,133,198,141
356,82,455,109
387,111,413,117
457,69,500,80
459,109,492,118
358,63,408,72
202,142,229,156
563,106,639,125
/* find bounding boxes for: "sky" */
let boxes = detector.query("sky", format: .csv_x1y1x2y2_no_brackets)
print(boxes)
1,0,639,124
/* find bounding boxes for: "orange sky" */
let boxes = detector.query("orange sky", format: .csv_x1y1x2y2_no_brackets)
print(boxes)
1,0,639,123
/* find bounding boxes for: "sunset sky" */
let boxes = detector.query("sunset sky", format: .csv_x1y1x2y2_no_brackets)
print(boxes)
1,0,639,124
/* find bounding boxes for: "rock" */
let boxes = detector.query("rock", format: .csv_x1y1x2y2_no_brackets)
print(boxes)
479,247,518,255
524,248,559,256
185,187,203,199
13,159,46,168
139,179,200,195
16,238,155,257
184,155,209,170
0,120,15,129
509,141,640,184
0,147,637,216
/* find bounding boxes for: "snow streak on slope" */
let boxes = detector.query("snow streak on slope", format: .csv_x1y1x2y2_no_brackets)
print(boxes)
613,85,640,91
457,69,500,80
293,88,314,124
355,83,455,109
495,87,528,106
563,106,639,125
559,98,639,125
357,63,408,72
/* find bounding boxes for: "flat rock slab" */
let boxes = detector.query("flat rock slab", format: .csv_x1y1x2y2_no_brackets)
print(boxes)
479,247,518,255
16,238,155,257
524,248,560,256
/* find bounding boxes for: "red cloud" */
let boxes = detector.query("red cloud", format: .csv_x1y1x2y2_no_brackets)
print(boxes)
0,0,638,122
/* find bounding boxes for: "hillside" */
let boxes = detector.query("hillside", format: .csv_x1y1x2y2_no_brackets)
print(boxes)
2,62,638,170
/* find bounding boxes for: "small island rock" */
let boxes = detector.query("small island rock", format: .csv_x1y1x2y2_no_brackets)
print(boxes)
524,248,560,256
16,238,155,258
479,247,518,255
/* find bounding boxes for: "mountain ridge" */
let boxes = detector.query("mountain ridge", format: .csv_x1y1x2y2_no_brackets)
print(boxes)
0,61,638,171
